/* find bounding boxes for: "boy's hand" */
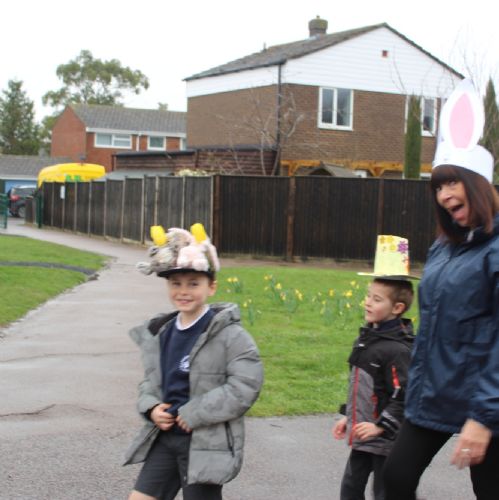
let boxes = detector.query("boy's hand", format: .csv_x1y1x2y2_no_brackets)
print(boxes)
151,403,175,431
176,415,192,433
352,422,383,441
332,416,348,440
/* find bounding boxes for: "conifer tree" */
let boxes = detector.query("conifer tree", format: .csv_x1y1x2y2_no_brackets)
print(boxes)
404,95,422,179
481,78,499,183
0,79,40,155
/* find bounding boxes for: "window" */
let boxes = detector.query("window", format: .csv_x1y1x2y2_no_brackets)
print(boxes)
148,136,165,150
319,87,353,129
95,133,131,148
422,98,436,135
405,97,437,136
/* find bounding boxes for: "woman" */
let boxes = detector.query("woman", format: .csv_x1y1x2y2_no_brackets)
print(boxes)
383,80,499,500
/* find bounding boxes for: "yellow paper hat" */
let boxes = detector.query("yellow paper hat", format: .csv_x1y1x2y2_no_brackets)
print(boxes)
358,235,420,280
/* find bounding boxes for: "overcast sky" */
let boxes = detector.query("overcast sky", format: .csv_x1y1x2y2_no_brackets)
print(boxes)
2,0,498,121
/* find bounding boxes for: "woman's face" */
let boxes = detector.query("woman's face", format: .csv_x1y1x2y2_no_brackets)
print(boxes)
435,180,470,227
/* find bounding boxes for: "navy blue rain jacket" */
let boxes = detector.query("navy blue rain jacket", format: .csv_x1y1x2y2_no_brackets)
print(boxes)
405,214,499,435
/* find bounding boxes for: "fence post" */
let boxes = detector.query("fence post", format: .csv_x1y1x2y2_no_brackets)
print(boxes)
286,176,296,261
181,176,186,228
50,183,55,227
153,176,159,226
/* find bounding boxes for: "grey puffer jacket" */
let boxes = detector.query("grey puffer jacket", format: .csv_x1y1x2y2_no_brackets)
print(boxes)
124,302,264,485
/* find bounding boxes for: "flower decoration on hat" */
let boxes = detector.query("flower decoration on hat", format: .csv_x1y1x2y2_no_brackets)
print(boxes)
136,223,220,278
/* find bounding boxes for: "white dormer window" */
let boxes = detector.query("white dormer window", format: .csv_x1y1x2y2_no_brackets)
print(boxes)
95,133,131,149
148,136,166,150
318,87,353,130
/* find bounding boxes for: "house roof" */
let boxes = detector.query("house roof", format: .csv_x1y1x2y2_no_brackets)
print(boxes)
185,23,462,81
0,155,71,177
70,104,186,134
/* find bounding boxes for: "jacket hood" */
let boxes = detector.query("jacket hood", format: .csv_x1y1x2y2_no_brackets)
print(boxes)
129,302,241,346
359,318,415,346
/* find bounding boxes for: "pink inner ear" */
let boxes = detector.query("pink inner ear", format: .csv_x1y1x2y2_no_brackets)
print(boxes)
449,93,474,148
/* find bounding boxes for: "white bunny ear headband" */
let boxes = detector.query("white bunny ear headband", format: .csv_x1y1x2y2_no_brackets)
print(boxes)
433,79,494,182
136,223,220,278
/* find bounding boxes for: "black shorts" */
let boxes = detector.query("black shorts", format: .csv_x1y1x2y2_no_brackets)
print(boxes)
134,431,223,500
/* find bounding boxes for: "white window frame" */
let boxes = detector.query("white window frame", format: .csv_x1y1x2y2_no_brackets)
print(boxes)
421,97,437,137
94,133,132,149
148,136,166,150
318,87,353,130
404,96,437,137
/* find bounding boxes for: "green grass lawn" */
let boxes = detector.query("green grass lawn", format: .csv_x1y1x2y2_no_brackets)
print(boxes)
212,267,419,417
0,235,108,326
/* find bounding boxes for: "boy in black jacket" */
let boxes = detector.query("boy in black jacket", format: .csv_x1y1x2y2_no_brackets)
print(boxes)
333,277,415,500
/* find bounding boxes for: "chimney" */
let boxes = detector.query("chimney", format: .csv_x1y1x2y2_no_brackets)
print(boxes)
309,16,328,37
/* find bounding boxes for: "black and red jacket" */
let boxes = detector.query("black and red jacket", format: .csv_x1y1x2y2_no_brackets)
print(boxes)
341,318,414,456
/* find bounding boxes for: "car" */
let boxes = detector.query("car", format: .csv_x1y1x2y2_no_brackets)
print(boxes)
7,185,36,218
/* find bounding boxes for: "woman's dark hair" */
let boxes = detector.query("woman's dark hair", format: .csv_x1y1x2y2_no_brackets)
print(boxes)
430,165,499,243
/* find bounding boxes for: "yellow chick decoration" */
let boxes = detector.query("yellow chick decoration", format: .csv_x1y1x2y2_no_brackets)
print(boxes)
191,223,208,243
150,225,167,246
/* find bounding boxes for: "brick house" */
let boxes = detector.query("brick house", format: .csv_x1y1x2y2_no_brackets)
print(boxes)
185,19,463,177
51,104,186,172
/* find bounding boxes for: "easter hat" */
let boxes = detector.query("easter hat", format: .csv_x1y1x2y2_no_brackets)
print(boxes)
358,235,420,280
136,222,220,279
433,78,494,183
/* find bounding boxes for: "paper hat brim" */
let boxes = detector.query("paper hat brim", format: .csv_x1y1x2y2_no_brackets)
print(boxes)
158,267,216,279
433,142,493,183
357,272,420,281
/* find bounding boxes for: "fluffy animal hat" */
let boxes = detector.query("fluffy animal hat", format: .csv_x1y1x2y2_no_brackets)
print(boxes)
137,223,220,278
433,78,494,182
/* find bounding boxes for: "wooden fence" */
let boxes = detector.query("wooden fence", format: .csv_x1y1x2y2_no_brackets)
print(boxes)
28,175,444,263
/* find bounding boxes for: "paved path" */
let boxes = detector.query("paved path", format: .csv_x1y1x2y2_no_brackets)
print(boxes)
0,220,474,499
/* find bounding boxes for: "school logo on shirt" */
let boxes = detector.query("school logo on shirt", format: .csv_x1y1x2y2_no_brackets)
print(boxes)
179,355,190,372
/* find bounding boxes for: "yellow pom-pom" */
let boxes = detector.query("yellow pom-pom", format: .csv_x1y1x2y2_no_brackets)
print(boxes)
191,223,208,243
150,226,167,246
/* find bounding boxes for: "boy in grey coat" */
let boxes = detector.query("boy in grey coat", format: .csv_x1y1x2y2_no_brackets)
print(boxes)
125,224,263,500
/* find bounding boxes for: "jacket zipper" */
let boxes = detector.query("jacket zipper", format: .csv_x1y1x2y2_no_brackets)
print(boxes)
349,367,360,446
225,422,235,456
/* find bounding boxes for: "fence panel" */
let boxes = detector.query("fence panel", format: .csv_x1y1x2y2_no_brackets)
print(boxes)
143,177,157,241
122,178,143,242
156,177,184,229
218,176,288,256
294,177,380,260
63,183,76,231
42,183,53,226
184,177,213,234
380,179,436,262
105,180,124,239
76,183,90,234
89,182,105,236
52,183,64,229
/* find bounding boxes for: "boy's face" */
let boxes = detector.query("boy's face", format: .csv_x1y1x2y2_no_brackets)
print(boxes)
364,281,404,325
167,272,217,321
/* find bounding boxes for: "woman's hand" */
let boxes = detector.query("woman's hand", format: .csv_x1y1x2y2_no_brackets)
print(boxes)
352,422,383,441
451,419,492,469
150,403,175,431
332,416,348,440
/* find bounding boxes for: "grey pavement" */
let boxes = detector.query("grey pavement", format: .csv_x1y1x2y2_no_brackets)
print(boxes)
0,219,474,499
